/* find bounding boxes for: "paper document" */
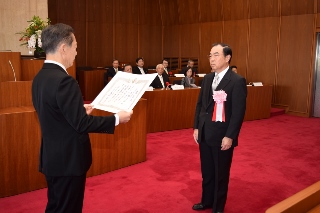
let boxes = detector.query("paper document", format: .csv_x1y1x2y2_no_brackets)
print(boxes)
92,71,157,113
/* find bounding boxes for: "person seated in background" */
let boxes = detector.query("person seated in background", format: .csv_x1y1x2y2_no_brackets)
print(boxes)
108,59,122,77
230,65,238,73
123,64,132,73
162,59,170,77
180,59,198,76
150,64,169,89
132,57,148,74
105,59,122,85
181,67,196,88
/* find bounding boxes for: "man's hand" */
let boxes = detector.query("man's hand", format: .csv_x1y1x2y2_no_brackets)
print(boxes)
117,110,133,123
221,137,233,150
193,129,199,144
84,104,94,115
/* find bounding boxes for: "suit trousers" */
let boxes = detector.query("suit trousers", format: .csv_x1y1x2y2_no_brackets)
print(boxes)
199,134,234,212
45,173,87,213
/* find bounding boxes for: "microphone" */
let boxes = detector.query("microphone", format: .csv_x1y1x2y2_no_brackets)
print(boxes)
8,60,16,81
166,82,172,89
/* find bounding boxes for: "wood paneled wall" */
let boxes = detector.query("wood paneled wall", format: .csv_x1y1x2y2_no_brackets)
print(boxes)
48,0,320,116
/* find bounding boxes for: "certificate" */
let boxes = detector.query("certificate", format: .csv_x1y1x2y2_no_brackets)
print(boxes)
91,71,157,113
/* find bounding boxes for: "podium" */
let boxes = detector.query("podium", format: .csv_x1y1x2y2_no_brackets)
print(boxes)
0,52,147,198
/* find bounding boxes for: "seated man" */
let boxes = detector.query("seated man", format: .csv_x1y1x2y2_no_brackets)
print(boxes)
123,64,132,73
162,59,170,77
180,59,198,75
108,59,122,77
105,59,122,85
132,57,148,74
150,64,169,89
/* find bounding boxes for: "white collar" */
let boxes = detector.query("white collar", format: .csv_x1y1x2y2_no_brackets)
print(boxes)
44,60,69,75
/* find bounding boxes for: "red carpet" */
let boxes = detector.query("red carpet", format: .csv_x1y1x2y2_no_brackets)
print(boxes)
1,114,320,212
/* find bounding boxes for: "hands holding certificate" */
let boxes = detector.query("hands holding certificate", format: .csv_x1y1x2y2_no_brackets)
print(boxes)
84,104,133,124
117,110,133,123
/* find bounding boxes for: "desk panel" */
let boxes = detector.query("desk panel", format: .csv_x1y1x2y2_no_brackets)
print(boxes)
78,69,105,101
142,88,200,133
21,58,76,80
0,98,146,197
244,85,273,120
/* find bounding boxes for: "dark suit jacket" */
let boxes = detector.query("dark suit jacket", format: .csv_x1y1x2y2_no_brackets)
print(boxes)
150,74,170,88
132,66,148,74
107,67,123,78
32,63,116,176
194,68,247,147
181,76,196,87
163,68,171,78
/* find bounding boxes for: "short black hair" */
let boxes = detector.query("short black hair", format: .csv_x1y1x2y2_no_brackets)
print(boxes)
136,57,144,63
212,43,232,64
41,23,74,54
230,65,237,69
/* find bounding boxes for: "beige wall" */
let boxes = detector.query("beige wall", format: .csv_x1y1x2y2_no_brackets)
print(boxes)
0,0,48,55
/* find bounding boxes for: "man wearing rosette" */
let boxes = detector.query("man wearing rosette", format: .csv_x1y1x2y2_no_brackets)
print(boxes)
193,43,247,213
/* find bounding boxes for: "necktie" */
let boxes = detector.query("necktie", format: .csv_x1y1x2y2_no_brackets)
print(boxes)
212,74,219,91
159,75,165,88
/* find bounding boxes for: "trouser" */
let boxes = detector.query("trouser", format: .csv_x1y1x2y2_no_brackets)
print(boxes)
45,173,87,213
199,141,234,212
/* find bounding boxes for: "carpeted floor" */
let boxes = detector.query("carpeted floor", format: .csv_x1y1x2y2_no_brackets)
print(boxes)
0,114,320,213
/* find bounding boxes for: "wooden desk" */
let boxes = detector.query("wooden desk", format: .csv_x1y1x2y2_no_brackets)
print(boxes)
78,69,105,101
21,58,76,80
142,88,200,133
141,85,272,133
244,85,273,121
0,80,147,198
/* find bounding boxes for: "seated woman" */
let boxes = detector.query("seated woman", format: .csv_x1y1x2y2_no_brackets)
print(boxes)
181,67,196,87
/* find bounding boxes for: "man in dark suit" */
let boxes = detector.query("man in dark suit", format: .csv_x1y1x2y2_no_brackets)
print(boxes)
132,57,148,74
192,43,247,213
180,59,198,75
150,64,169,89
32,23,132,213
107,59,122,78
162,59,171,78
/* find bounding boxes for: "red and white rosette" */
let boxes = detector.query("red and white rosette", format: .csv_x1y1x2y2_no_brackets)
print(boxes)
212,90,227,122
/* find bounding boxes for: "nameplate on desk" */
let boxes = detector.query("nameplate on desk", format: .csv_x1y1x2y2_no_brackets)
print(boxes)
171,85,184,90
252,82,263,86
197,73,206,77
174,74,185,77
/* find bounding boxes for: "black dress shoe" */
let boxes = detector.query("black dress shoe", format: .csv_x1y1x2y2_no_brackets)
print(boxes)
192,203,212,210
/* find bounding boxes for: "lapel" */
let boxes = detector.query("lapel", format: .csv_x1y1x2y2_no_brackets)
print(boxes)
205,73,215,109
216,69,232,91
205,68,232,109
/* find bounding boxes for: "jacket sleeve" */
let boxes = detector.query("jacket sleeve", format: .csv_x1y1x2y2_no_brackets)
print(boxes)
56,75,115,134
225,77,247,139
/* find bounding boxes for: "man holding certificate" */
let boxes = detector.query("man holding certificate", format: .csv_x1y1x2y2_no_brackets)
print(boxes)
32,23,132,213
